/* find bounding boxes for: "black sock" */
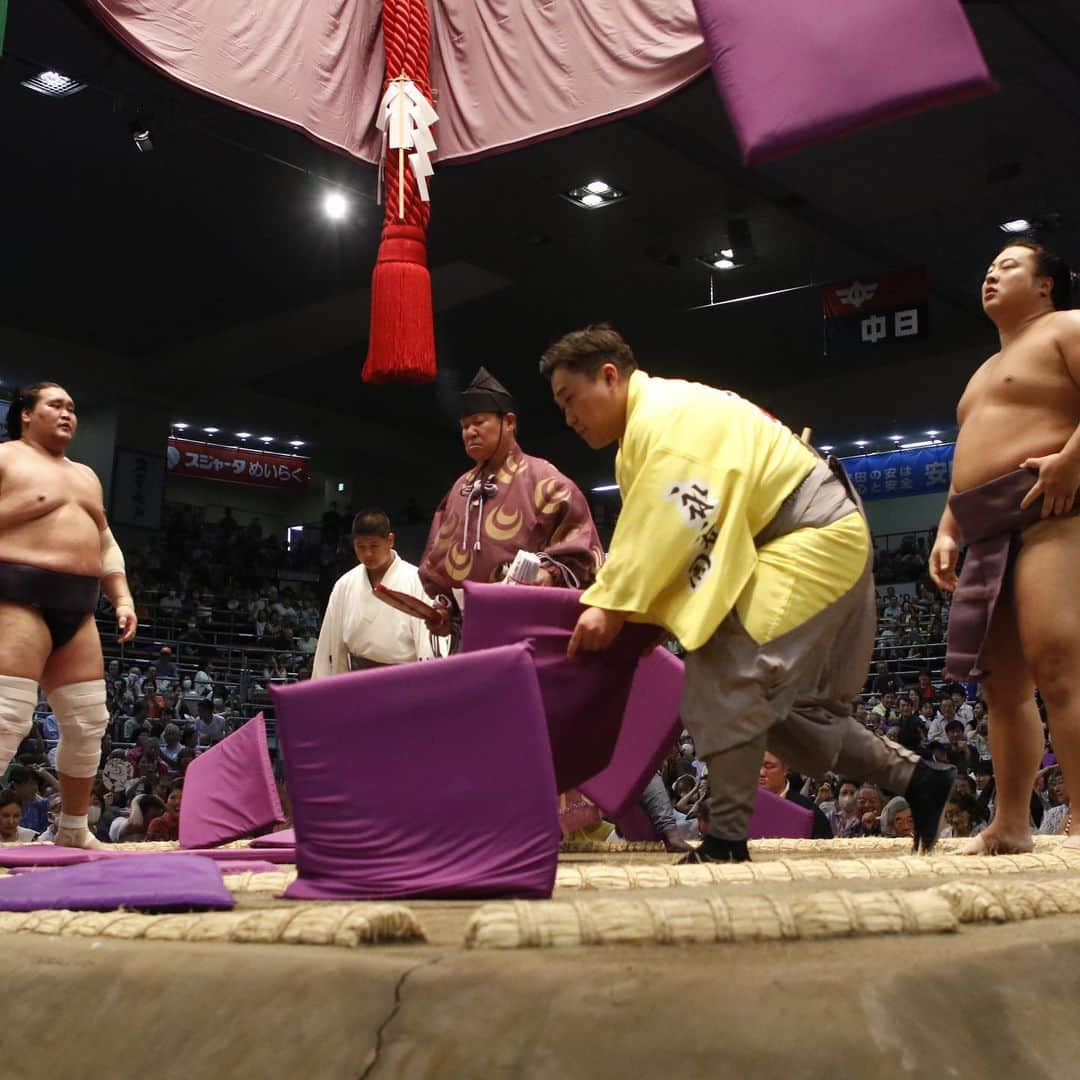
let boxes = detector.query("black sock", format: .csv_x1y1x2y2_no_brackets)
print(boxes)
700,835,751,862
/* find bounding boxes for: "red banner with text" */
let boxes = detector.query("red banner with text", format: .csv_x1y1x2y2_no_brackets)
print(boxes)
166,438,309,491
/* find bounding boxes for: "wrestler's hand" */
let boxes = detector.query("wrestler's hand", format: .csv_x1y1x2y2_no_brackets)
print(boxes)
115,604,137,645
425,605,452,637
567,607,626,657
1019,452,1080,518
929,533,959,593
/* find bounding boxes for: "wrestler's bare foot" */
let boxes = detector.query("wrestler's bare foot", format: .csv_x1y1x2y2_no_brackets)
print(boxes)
961,825,1033,856
55,826,105,850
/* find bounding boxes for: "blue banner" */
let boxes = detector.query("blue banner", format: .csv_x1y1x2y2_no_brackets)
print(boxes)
839,443,953,502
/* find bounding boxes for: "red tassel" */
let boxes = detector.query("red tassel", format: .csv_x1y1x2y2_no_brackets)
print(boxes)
362,223,436,384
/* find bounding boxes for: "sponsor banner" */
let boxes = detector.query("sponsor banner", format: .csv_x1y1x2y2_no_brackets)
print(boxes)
823,267,928,354
839,442,953,502
166,437,309,491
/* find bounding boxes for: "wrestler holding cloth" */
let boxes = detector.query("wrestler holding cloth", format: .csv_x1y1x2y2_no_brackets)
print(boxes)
930,240,1080,855
0,383,136,848
541,326,955,862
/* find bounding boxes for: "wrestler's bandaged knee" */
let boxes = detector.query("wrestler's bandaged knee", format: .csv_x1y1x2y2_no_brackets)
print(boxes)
100,527,125,578
52,680,108,777
0,675,39,765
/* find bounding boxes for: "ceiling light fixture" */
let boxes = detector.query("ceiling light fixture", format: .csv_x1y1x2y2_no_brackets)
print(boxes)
712,258,736,270
888,435,904,442
563,182,626,210
235,432,252,439
925,430,940,437
900,439,938,450
131,126,154,153
259,436,274,443
819,445,834,452
172,422,189,430
20,70,87,98
854,440,869,448
591,483,620,493
999,218,1032,234
323,191,349,221
288,440,305,448
203,427,220,434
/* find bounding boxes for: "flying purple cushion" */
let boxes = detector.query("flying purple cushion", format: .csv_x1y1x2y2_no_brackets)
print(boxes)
179,712,285,848
747,788,814,840
580,647,684,819
0,854,234,911
271,642,559,900
460,582,663,792
693,0,994,163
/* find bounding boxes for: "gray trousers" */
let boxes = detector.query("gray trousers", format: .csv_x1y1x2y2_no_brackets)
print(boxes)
639,772,677,834
682,463,922,842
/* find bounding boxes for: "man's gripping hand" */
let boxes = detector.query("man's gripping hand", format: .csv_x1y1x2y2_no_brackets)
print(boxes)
1020,453,1080,518
567,607,626,657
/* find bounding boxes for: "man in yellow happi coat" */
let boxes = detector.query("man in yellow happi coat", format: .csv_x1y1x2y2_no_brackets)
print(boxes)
539,325,955,861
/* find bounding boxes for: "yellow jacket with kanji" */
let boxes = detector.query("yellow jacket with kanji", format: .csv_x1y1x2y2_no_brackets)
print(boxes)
581,370,817,650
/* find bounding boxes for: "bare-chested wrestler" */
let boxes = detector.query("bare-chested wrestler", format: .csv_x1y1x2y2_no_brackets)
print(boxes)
930,240,1080,854
0,382,136,848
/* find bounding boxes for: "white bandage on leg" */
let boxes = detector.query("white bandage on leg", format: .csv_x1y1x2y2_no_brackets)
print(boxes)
51,680,108,778
0,674,39,771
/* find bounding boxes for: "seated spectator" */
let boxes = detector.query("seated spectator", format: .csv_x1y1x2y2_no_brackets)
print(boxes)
867,661,901,696
193,664,215,701
159,723,184,770
6,765,54,834
855,785,884,836
758,752,832,838
941,793,985,839
34,793,66,843
154,646,180,686
871,692,899,727
194,700,227,746
927,698,957,743
950,689,974,726
879,797,914,839
159,588,183,614
0,789,39,842
146,783,182,842
914,671,936,703
110,794,166,843
945,720,979,773
827,779,862,838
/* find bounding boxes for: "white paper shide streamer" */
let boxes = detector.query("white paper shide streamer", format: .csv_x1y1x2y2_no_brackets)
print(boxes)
376,77,438,212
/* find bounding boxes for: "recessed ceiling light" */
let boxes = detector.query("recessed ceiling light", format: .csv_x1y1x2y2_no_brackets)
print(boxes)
21,70,87,98
235,432,252,439
888,435,903,442
323,191,349,221
854,440,869,448
259,436,274,443
288,440,305,448
203,427,219,434
925,430,940,437
819,445,834,452
173,422,189,430
712,258,736,270
563,182,626,209
999,218,1032,234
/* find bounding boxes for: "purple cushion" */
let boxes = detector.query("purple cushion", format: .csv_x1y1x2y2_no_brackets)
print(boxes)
0,854,234,911
271,642,559,900
747,788,814,840
0,845,297,869
461,583,662,792
694,0,994,164
179,713,285,848
580,648,684,819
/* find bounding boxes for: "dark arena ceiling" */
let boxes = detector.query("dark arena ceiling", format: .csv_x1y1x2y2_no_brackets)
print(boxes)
3,0,1079,492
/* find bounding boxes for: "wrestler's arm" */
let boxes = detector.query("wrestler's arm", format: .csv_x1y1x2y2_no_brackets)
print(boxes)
1019,312,1080,516
84,468,138,643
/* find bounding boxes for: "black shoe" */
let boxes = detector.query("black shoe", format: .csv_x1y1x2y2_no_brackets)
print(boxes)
905,761,957,854
677,836,750,864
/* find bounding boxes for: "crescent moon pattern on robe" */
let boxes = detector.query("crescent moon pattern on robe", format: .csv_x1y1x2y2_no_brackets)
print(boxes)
534,476,570,516
485,504,524,542
497,452,526,485
443,543,473,583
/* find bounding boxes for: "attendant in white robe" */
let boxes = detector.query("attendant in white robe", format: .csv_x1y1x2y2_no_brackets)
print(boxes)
312,509,433,677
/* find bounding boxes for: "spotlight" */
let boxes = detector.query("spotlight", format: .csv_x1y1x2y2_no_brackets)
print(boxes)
854,440,869,448
288,440,305,448
819,445,834,452
563,181,626,210
21,70,86,97
999,218,1032,234
203,427,219,435
258,436,274,443
712,258,736,270
888,435,903,443
235,432,252,439
323,191,349,221
925,430,940,437
173,422,189,430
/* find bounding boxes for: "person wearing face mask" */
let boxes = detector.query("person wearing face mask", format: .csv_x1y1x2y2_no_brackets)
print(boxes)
827,780,863,838
178,676,201,718
418,368,603,643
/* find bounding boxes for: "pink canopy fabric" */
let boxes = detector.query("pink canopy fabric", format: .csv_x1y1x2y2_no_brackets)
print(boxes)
179,713,285,849
84,1,991,166
272,642,560,900
695,0,994,163
460,582,663,793
86,0,707,164
0,855,235,912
